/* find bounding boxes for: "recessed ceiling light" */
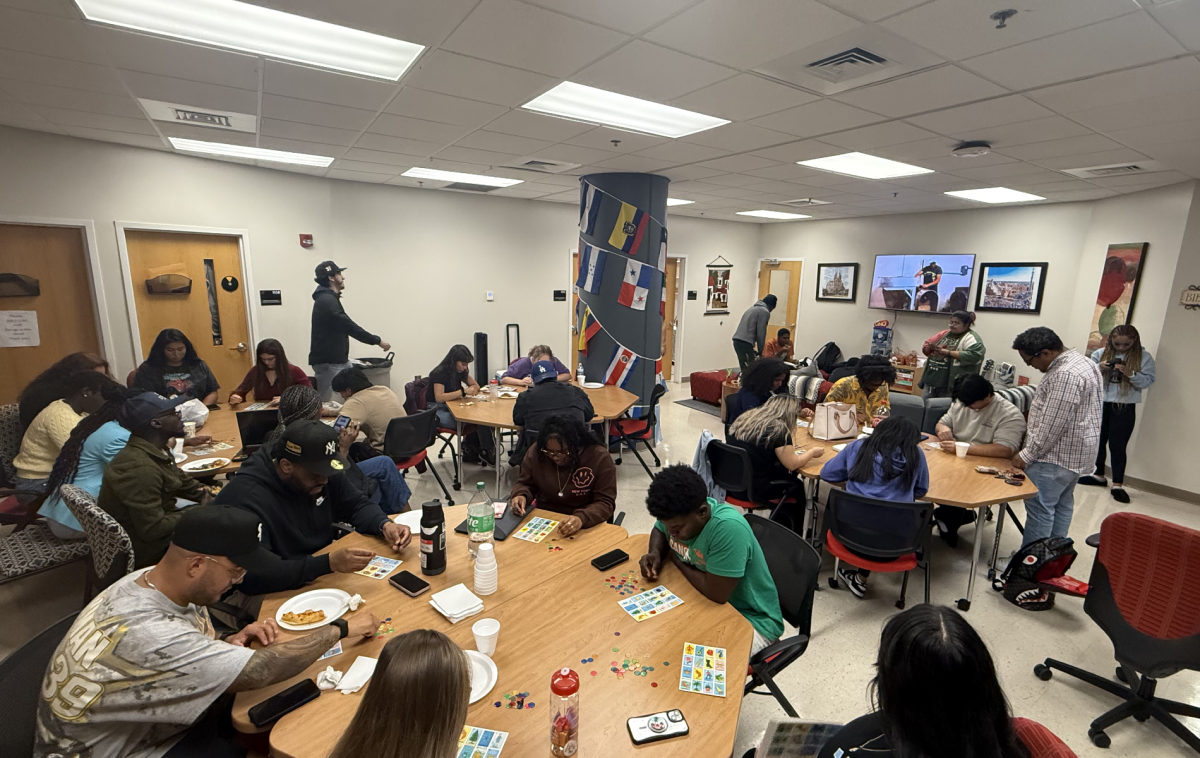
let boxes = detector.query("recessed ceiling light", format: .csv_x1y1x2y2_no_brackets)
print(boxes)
401,167,523,187
667,198,694,206
737,210,811,220
74,0,424,81
169,137,333,167
798,152,933,179
522,82,729,139
944,187,1045,204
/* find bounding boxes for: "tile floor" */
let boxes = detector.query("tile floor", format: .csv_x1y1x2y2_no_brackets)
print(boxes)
4,382,1198,756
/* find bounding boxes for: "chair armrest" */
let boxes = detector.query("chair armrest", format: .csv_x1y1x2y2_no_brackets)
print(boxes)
750,633,809,666
612,511,625,527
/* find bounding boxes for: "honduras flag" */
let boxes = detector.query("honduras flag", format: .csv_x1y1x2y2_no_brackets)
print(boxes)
604,345,639,388
617,260,653,311
609,201,648,254
575,244,606,294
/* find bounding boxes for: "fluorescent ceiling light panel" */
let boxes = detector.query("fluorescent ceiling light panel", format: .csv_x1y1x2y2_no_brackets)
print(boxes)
522,82,729,139
169,137,334,167
74,0,424,81
667,198,694,206
798,152,933,180
944,187,1045,204
737,210,811,220
401,167,523,187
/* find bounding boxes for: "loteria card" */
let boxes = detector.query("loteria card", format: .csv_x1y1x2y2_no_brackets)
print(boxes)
754,719,842,758
513,516,559,543
679,642,726,697
355,556,402,579
618,585,684,622
456,725,509,758
319,641,343,660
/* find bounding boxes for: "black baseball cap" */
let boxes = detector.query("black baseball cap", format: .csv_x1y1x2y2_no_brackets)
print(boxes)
118,392,188,429
277,419,347,476
172,505,274,573
531,360,558,385
315,260,346,280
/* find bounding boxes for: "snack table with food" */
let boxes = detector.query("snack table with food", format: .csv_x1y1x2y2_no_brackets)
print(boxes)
178,403,242,478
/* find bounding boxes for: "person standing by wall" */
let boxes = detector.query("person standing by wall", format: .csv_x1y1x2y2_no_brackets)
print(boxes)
919,310,985,398
731,294,777,374
309,261,391,402
1079,324,1156,504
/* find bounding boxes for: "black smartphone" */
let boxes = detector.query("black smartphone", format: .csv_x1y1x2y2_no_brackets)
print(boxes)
332,415,352,432
206,403,221,411
247,678,320,727
389,570,431,597
592,549,629,571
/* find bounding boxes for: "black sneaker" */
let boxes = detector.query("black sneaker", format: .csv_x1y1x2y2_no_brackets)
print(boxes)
1078,474,1107,487
936,519,960,548
1111,487,1130,504
479,449,496,467
838,567,867,599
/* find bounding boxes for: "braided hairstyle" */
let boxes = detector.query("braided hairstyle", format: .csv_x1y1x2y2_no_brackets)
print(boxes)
265,384,323,446
45,382,135,497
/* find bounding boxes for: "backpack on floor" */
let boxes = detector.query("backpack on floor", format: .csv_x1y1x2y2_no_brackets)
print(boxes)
812,341,842,376
993,536,1083,611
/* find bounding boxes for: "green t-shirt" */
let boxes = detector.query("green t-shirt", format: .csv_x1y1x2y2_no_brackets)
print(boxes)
654,500,784,641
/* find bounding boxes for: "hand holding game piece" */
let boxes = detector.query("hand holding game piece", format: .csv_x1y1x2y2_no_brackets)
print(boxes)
557,515,583,537
330,547,375,573
510,495,528,516
382,521,411,551
639,552,662,581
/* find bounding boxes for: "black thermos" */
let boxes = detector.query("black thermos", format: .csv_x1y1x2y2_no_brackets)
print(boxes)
420,499,447,576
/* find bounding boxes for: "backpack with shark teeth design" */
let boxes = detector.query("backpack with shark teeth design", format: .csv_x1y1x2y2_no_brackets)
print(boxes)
993,536,1080,611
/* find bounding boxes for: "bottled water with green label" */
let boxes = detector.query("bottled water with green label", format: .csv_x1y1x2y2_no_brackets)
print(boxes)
466,482,495,560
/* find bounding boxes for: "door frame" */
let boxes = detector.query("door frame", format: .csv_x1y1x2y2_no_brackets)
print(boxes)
114,221,259,366
0,214,119,365
757,256,807,339
666,254,687,383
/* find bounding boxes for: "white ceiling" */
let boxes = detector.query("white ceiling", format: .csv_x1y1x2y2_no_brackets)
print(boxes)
3,0,1200,221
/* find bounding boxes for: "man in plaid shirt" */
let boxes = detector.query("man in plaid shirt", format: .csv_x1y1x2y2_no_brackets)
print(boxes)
1011,327,1103,547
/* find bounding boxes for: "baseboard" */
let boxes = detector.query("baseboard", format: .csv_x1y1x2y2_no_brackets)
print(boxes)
1112,469,1200,505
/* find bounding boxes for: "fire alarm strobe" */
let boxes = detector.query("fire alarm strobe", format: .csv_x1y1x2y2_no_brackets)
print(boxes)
299,234,313,248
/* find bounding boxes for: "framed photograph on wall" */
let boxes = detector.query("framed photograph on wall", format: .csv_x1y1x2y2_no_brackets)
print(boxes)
1087,242,1148,352
815,263,859,302
974,262,1049,314
705,256,732,314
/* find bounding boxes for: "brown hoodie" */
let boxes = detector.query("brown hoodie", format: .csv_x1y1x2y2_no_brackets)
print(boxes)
510,444,616,528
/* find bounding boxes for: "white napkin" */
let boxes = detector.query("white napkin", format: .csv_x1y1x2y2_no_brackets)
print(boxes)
348,593,365,611
430,583,484,624
336,656,378,694
316,666,343,691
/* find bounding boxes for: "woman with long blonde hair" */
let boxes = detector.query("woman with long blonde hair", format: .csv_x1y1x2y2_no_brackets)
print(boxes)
328,630,470,758
727,394,824,508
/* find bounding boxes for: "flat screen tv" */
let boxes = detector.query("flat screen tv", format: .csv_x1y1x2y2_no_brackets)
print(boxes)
868,254,977,313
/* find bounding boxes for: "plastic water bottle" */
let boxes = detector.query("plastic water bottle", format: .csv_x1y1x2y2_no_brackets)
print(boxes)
466,482,495,560
577,363,586,385
550,668,580,757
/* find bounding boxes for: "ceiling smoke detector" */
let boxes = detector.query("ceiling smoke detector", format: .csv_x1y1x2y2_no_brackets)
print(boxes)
990,9,1017,28
952,141,992,158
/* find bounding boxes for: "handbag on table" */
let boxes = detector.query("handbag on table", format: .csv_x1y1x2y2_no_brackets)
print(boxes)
811,402,858,441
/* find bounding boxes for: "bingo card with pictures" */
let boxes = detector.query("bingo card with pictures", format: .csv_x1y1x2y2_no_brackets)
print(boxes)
456,725,508,758
679,642,727,697
513,517,559,543
619,585,684,622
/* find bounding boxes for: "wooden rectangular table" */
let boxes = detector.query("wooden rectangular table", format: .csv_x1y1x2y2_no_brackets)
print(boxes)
178,404,242,478
231,509,752,758
792,423,1038,611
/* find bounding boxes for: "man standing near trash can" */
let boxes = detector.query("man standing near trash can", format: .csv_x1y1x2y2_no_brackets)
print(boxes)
309,260,391,402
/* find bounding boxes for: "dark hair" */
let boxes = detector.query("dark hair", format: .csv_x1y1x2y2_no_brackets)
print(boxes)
950,310,976,328
952,374,994,406
645,464,708,519
762,294,778,309
146,328,200,367
45,381,134,497
332,366,372,393
18,352,111,429
776,328,790,338
848,416,922,490
251,339,296,392
536,415,598,460
435,344,474,378
63,370,122,398
854,354,897,388
1011,327,1063,356
872,605,1029,758
265,384,323,447
741,357,790,397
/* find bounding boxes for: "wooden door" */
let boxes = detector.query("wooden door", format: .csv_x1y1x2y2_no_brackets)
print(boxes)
0,224,102,404
123,231,251,399
757,260,802,345
661,258,679,380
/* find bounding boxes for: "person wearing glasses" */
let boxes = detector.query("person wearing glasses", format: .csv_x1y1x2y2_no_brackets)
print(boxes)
509,415,616,537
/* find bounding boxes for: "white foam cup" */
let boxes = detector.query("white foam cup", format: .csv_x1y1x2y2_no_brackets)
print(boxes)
473,618,500,656
955,441,970,458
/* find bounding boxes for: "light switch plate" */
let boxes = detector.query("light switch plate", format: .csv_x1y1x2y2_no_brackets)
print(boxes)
486,291,494,301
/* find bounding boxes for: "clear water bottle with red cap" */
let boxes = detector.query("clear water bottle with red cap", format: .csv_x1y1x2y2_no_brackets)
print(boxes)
549,667,580,757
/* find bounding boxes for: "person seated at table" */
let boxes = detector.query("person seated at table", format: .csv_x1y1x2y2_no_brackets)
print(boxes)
331,366,406,454
640,465,784,655
428,344,495,466
13,370,118,495
761,328,796,363
327,629,469,758
17,351,110,431
727,395,824,517
510,415,615,535
501,344,571,386
819,416,929,599
227,338,311,406
132,328,220,405
215,420,410,596
818,604,1055,758
725,357,796,432
510,360,595,463
825,355,896,427
98,392,214,568
35,504,380,758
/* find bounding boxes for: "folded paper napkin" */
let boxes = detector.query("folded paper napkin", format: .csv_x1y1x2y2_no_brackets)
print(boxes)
316,666,343,691
348,593,365,611
430,583,484,624
336,656,378,695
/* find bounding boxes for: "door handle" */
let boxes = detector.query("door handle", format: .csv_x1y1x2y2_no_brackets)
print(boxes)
232,342,248,352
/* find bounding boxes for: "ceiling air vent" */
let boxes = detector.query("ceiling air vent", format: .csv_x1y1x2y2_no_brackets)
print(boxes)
443,182,503,193
805,48,891,84
754,26,941,95
780,198,830,207
500,157,581,174
1062,160,1166,179
139,98,256,133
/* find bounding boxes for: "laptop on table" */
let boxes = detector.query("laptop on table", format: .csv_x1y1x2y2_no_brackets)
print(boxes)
231,409,279,462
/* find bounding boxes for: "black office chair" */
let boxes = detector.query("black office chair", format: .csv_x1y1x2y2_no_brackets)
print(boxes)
744,513,821,717
0,611,79,757
707,439,805,531
609,384,667,478
384,410,455,505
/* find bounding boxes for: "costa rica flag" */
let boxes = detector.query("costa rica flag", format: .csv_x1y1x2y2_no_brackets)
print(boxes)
609,202,648,254
617,260,653,310
604,345,639,388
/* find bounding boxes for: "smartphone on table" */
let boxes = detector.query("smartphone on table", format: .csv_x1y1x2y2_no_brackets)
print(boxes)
628,709,689,744
389,570,431,597
591,549,629,571
247,678,320,727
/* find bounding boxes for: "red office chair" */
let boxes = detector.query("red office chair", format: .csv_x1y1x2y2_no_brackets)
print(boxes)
384,410,455,505
609,384,666,478
1012,718,1079,758
1033,512,1200,752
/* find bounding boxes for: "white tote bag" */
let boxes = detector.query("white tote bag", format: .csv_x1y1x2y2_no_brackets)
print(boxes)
812,402,858,441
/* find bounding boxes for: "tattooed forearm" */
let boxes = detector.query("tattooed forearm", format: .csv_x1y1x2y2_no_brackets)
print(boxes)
226,626,341,692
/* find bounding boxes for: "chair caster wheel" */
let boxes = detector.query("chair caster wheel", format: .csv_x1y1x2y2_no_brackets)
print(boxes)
446,499,455,506
1115,666,1128,683
894,599,905,609
987,569,997,581
828,577,838,589
1088,729,1111,748
957,599,971,611
452,483,461,491
1034,664,1052,681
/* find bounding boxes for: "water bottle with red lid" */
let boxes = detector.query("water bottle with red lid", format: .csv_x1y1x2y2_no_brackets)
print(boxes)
550,667,580,757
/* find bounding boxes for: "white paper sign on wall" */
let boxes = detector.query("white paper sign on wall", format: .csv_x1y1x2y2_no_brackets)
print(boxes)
0,310,40,347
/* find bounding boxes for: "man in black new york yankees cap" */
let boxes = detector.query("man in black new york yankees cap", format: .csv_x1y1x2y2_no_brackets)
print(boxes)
309,258,391,402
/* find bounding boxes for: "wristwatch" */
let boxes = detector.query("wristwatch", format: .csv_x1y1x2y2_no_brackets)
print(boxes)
329,618,349,640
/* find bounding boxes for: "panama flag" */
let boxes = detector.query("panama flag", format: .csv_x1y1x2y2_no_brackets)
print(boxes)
579,183,601,236
609,201,648,254
605,345,639,388
575,244,606,294
617,260,653,310
658,228,668,271
655,358,665,386
659,284,667,317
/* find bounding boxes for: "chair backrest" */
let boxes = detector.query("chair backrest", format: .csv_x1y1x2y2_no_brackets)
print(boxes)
60,484,134,586
1012,717,1079,758
826,488,933,559
0,611,78,758
0,403,21,487
745,513,821,635
921,397,952,435
383,409,439,461
888,392,925,429
640,383,668,427
996,385,1036,417
706,440,752,496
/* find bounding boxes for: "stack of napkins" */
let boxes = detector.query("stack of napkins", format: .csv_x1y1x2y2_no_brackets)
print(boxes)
430,583,484,624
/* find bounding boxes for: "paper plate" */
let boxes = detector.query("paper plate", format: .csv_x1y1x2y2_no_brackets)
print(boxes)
582,382,604,389
276,588,351,631
180,457,230,473
173,450,188,463
466,649,498,704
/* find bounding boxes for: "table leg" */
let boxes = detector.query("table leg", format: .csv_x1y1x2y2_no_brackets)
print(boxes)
456,420,464,491
603,420,610,453
989,504,1008,581
494,426,502,499
957,506,986,612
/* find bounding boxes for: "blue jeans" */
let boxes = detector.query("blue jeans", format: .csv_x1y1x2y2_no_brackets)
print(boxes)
357,456,411,514
313,361,353,402
1022,461,1078,547
435,405,494,452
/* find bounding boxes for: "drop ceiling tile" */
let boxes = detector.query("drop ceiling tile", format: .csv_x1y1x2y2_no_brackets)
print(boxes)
261,118,364,146
259,136,349,158
442,0,627,78
329,159,398,175
0,0,78,18
120,71,259,114
0,80,142,117
1088,170,1190,189
1026,58,1200,114
742,179,812,195
646,0,861,70
913,152,1014,172
0,7,106,64
1033,147,1153,171
0,117,63,136
64,126,166,150
455,130,554,155
870,136,959,161
531,143,619,165
1109,119,1200,152
949,162,1058,180
961,14,1185,91
1000,133,1124,161
1069,93,1200,134
885,172,980,190
905,95,1055,136
697,154,779,172
520,0,696,35
483,110,594,141
564,127,665,153
384,88,506,129
263,61,400,110
0,49,126,96
748,139,844,163
263,94,377,131
254,0,479,48
0,95,42,121
157,121,257,146
819,121,938,151
489,186,555,198
834,66,1008,118
1038,188,1117,201
28,106,156,135
575,41,736,103
966,116,1094,149
1148,0,1200,51
748,99,882,138
404,51,557,107
93,26,261,90
820,0,932,22
633,140,730,164
681,121,794,151
592,154,675,172
434,145,522,166
326,168,394,183
656,165,725,181
368,112,469,144
669,74,818,122
697,173,766,188
340,146,425,165
742,162,831,181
